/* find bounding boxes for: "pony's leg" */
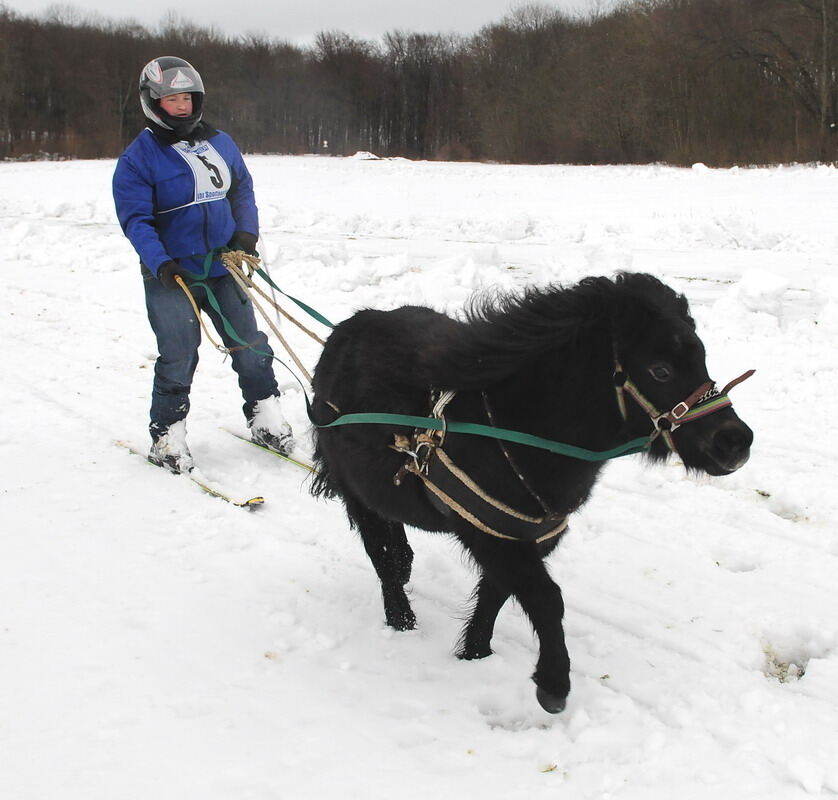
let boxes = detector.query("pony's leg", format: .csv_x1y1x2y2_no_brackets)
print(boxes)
343,495,416,631
470,540,570,713
383,520,414,587
457,574,510,660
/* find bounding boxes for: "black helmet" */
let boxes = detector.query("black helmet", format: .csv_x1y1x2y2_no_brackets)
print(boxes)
139,56,205,138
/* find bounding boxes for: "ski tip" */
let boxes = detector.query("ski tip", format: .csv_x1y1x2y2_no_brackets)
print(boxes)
117,439,265,509
238,496,266,510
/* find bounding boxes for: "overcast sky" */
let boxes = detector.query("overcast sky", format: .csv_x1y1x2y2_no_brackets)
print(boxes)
5,0,607,43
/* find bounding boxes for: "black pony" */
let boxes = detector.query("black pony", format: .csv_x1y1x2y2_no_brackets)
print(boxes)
310,272,753,713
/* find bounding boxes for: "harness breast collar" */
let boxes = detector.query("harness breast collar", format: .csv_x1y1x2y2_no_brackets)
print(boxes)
392,390,569,545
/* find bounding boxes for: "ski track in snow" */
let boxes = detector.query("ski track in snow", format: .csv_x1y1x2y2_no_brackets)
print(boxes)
1,156,837,799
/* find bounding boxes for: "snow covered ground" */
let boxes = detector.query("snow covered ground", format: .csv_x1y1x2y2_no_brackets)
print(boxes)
1,155,837,799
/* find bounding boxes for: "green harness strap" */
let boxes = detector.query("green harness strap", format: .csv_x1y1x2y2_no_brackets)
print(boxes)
253,266,335,329
188,249,253,346
316,411,652,462
184,247,652,463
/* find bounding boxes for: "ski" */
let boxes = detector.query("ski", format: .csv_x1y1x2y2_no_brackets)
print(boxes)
223,429,316,473
115,440,265,509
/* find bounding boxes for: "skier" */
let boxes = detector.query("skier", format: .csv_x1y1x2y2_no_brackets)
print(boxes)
113,56,294,473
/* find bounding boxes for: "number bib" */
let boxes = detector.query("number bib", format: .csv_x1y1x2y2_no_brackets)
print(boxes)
171,140,231,205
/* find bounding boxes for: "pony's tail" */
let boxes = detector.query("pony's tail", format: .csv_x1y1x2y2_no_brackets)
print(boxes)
309,432,342,500
308,397,345,499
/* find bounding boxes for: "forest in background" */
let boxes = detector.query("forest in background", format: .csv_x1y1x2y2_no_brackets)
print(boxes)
1,0,836,165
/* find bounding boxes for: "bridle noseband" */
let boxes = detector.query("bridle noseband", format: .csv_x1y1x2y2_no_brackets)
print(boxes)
614,361,755,453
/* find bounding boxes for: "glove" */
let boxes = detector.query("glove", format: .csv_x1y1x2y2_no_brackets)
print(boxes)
229,231,259,256
157,260,193,290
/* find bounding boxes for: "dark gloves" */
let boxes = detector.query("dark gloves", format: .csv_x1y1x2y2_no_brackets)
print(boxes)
229,231,259,256
157,260,193,290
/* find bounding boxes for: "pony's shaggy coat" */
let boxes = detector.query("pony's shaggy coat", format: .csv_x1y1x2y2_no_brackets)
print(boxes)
310,272,752,712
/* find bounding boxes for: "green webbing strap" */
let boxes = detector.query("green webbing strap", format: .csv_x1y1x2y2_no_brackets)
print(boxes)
316,410,652,462
191,246,336,328
253,266,335,329
186,248,260,349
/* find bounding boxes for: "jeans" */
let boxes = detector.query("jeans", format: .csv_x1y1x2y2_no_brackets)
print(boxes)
143,269,279,435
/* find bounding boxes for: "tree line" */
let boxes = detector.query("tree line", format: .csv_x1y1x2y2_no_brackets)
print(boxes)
1,0,835,165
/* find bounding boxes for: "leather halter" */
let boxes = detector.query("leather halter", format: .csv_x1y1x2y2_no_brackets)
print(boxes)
614,361,755,452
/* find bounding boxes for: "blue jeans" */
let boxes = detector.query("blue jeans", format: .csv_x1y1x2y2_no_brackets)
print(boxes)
143,269,279,435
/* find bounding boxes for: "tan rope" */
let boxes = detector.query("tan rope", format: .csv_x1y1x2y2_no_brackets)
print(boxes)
222,253,313,384
221,252,326,346
434,448,547,523
174,275,232,354
406,462,567,544
392,433,568,544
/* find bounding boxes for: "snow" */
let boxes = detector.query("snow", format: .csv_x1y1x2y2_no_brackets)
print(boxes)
2,155,837,799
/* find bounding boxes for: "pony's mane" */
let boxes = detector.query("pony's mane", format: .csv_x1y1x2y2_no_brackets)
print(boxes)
422,272,693,389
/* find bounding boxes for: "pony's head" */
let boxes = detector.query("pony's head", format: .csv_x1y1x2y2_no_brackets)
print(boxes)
611,273,753,476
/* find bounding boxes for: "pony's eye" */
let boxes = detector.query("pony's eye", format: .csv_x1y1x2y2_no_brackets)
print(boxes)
649,363,672,381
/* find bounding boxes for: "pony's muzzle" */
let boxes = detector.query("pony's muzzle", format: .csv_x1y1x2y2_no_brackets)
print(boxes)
706,419,753,474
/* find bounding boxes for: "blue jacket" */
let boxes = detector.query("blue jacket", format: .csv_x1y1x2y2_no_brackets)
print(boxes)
113,127,259,278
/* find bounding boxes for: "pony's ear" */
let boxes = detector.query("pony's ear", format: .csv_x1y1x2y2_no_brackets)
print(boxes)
680,297,697,330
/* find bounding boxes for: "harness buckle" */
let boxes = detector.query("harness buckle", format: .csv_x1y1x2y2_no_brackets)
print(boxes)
670,401,690,420
414,435,439,474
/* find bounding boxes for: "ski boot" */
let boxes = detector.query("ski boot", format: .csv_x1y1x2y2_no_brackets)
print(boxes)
149,420,194,474
246,396,295,456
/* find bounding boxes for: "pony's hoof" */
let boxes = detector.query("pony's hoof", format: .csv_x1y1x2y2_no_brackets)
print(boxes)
457,645,492,661
536,686,567,714
386,608,417,631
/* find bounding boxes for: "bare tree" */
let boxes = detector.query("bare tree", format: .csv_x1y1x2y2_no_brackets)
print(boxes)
708,0,837,158
0,0,833,164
